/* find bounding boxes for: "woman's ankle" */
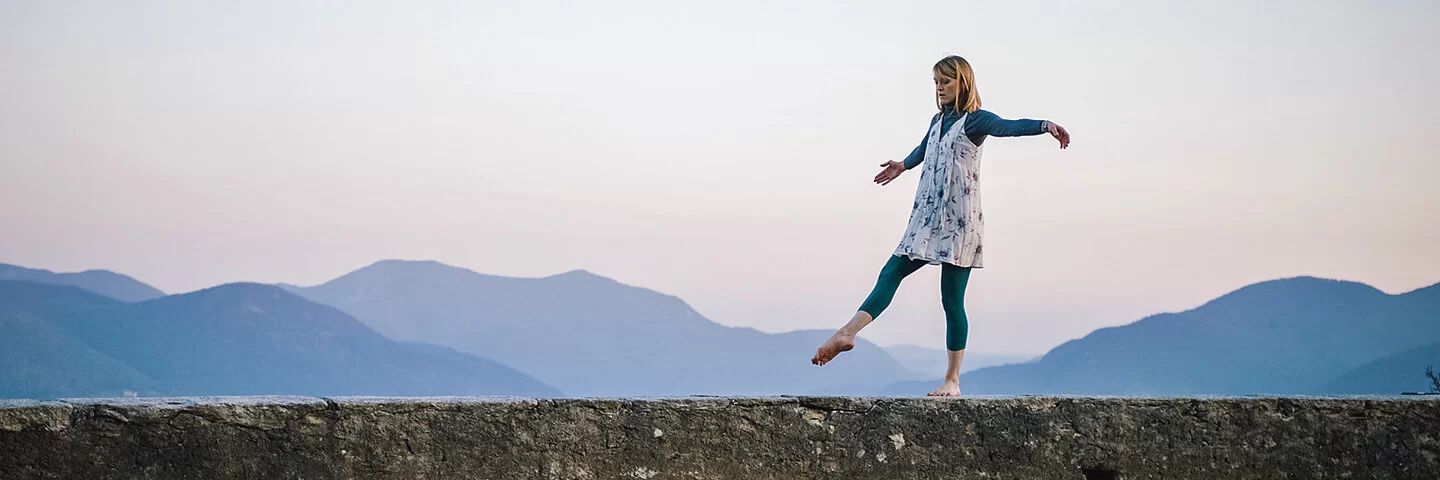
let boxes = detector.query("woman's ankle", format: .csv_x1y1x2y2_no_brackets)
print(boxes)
838,311,874,336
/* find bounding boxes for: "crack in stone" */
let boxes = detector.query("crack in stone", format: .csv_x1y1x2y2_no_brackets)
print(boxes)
93,407,129,424
171,411,276,433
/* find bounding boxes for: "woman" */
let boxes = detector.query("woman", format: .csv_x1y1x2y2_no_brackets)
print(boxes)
811,55,1071,397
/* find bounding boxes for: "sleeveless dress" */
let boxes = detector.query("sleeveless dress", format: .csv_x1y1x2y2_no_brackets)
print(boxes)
892,111,986,268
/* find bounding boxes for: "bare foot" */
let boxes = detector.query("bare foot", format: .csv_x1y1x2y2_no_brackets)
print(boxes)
810,332,855,366
926,381,961,397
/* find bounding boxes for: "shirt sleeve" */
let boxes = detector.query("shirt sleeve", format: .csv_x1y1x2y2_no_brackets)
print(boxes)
902,115,939,170
965,109,1047,138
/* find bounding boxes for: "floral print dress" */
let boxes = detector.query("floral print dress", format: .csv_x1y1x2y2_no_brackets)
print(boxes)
893,111,986,268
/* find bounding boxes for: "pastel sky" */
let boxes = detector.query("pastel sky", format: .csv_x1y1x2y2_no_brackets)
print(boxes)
3,0,1436,355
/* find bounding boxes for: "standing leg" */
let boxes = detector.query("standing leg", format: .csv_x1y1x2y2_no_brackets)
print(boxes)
812,254,929,366
927,264,972,396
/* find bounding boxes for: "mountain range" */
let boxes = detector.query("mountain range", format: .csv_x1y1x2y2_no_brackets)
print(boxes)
0,263,165,302
3,260,1436,398
281,260,920,396
879,277,1440,396
0,277,559,399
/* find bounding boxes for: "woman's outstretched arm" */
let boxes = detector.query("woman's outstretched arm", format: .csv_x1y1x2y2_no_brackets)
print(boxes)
968,110,1070,148
967,110,1045,137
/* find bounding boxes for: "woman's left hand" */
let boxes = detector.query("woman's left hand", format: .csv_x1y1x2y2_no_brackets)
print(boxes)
1047,121,1070,149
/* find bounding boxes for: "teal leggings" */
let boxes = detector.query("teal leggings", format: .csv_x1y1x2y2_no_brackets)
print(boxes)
857,255,972,351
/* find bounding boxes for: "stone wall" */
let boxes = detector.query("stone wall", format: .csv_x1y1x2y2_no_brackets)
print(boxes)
2,396,1437,479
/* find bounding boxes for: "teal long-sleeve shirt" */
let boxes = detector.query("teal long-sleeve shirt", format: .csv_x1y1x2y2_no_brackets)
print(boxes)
902,108,1048,170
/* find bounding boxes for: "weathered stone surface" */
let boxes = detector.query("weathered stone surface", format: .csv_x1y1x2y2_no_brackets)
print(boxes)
2,395,1437,479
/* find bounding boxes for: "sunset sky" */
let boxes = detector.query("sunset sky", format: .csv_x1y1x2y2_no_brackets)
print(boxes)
3,0,1436,355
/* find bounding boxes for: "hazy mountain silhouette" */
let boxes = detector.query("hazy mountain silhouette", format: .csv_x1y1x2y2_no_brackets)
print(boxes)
0,281,160,398
283,259,921,396
1318,341,1440,394
0,280,560,398
883,344,1038,378
878,277,1440,396
14,258,1432,399
0,263,164,302
1316,283,1440,394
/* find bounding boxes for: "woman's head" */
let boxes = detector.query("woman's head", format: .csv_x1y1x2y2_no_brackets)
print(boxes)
933,55,981,113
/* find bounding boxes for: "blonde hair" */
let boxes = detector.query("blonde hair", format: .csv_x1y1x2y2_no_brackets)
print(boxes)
934,55,981,113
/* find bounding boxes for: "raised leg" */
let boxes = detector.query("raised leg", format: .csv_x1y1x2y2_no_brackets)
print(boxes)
812,255,928,366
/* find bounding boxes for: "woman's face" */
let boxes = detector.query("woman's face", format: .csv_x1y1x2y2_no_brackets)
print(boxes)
934,71,958,107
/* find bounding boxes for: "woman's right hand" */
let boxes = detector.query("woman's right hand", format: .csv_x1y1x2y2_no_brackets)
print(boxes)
874,160,905,186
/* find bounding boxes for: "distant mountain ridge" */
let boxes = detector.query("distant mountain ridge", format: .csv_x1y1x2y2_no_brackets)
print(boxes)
1317,283,1440,394
879,276,1440,396
7,257,1436,399
0,279,560,399
0,263,164,302
0,282,161,398
284,259,923,396
1320,341,1440,394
